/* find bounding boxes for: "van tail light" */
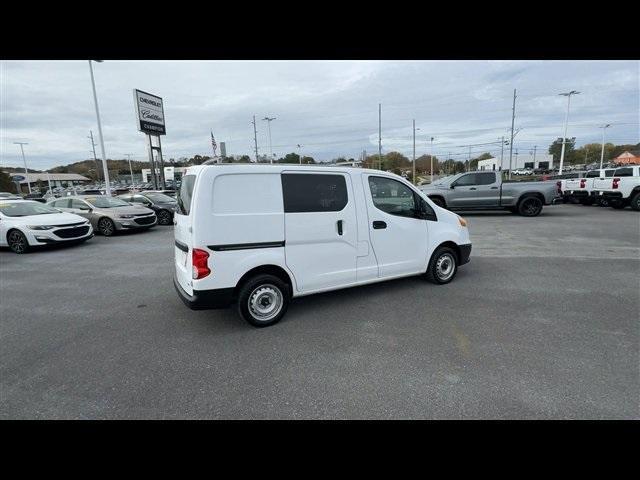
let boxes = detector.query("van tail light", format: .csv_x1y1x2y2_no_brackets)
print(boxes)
579,178,586,189
612,178,620,189
192,248,211,279
556,181,562,194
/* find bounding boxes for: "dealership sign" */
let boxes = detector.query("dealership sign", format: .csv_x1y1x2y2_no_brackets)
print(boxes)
133,89,166,135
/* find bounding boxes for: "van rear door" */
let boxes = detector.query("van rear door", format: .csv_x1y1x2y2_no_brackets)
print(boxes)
174,174,196,296
282,172,358,292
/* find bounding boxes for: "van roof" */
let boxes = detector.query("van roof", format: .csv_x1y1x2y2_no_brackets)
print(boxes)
183,164,387,176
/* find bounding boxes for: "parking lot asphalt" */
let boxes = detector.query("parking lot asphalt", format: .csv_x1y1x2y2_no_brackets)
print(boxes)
1,204,638,419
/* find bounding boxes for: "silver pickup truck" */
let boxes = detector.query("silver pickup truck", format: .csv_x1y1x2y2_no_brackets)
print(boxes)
419,171,559,217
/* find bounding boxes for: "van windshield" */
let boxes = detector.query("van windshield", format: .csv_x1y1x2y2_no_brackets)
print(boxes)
177,175,196,215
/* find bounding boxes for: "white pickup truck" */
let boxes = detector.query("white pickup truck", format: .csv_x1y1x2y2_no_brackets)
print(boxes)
590,165,640,211
564,168,616,205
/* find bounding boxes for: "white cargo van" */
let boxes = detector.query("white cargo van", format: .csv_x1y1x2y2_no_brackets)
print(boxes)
173,165,472,327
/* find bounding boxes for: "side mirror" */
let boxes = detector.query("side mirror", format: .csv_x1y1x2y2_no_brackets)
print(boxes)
450,184,455,189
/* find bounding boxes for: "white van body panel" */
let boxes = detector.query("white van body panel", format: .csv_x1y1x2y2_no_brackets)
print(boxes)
174,164,471,307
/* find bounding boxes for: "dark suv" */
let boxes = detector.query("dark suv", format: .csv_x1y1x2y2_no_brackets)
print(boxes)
117,192,177,225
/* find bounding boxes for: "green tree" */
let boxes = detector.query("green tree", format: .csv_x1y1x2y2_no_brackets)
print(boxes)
0,171,17,193
548,137,576,164
300,156,315,164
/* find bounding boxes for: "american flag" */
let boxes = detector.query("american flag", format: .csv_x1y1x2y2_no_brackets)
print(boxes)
210,131,217,156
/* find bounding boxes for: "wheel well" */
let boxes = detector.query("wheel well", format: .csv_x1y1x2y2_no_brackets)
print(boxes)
517,192,545,207
235,265,294,299
6,228,25,243
432,241,460,263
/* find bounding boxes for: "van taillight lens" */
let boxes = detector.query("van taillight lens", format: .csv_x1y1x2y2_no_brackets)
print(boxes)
192,248,211,279
612,178,620,189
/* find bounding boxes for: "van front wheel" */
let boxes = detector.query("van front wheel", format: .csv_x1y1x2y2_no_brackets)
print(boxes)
237,274,290,327
425,246,458,285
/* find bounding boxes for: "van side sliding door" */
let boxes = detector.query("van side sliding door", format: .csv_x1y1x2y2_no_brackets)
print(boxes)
282,172,358,293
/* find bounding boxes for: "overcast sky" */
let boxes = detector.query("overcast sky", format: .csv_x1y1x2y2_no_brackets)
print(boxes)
1,60,638,170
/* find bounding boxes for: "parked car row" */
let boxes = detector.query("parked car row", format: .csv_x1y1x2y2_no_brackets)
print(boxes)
558,165,640,210
0,192,178,253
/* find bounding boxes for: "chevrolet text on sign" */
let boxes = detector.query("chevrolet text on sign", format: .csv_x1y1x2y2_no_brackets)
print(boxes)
134,89,166,135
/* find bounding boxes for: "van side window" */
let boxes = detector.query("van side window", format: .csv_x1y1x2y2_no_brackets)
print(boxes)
368,176,417,219
177,175,196,215
281,174,348,213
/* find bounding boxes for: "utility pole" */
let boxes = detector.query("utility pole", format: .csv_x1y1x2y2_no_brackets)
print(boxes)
88,130,101,181
125,154,135,186
412,120,416,184
508,88,516,180
599,123,611,169
13,142,31,194
430,137,435,183
500,136,505,172
88,60,111,195
378,103,382,170
297,144,303,164
468,146,472,172
532,145,537,168
558,90,580,175
262,116,276,164
252,115,259,162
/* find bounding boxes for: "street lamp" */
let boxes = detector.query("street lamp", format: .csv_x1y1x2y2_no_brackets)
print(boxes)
297,144,303,164
88,60,111,194
558,90,580,174
13,142,31,194
599,124,611,169
412,121,420,184
430,137,435,184
262,117,276,164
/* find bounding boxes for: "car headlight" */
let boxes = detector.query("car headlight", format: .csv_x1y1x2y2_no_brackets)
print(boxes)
28,225,55,230
458,216,468,227
117,214,135,219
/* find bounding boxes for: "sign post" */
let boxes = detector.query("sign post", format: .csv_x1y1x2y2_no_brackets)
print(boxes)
134,89,166,190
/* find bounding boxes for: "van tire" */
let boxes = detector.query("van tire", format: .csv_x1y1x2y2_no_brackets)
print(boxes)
425,246,458,285
237,274,290,327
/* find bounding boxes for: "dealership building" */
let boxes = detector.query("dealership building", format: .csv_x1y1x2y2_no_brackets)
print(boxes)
8,172,91,193
477,153,554,171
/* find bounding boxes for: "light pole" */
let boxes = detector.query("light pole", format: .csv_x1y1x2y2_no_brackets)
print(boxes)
88,130,101,181
262,117,276,164
125,154,135,185
88,60,111,194
599,123,611,169
430,137,435,184
297,144,303,164
558,90,580,175
13,142,31,194
412,121,420,184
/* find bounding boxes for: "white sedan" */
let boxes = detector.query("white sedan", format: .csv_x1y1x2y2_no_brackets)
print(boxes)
0,200,94,253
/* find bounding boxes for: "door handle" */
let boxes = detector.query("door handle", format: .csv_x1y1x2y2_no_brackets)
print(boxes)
373,221,387,229
490,186,498,189
337,220,343,235
469,187,477,190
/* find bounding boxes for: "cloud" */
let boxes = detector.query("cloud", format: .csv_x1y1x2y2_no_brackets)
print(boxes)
1,60,638,169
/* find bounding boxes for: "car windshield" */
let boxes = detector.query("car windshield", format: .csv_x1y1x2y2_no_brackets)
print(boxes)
145,193,175,203
84,196,130,208
0,201,60,217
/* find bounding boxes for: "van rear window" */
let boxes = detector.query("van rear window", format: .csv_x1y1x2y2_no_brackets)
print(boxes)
281,173,348,213
177,175,196,215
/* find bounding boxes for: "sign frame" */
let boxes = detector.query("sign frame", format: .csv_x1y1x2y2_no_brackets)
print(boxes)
133,89,166,136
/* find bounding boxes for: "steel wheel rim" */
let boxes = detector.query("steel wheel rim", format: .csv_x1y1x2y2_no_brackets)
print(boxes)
436,253,455,281
523,199,541,215
99,219,114,235
9,232,26,253
248,284,283,322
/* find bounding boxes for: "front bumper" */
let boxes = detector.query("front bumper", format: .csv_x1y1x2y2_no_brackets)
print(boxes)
114,215,157,230
458,243,472,265
173,273,235,310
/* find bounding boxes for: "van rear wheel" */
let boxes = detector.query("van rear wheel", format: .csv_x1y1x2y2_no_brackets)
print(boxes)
237,274,290,327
